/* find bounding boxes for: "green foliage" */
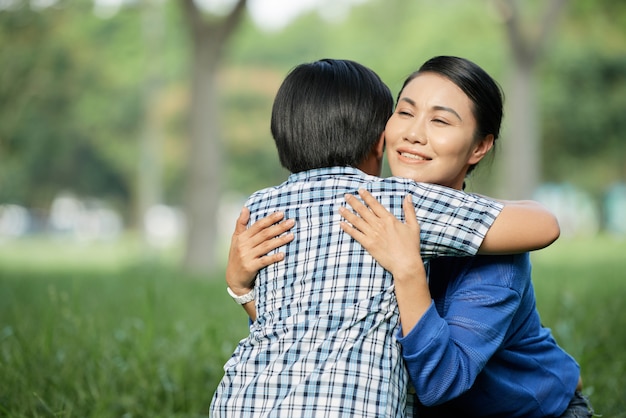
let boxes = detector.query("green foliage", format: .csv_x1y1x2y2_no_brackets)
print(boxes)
0,2,139,209
0,0,189,216
220,83,289,194
0,236,625,416
1,0,626,221
541,51,626,193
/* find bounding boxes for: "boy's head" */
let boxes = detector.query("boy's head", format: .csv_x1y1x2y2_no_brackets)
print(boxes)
270,59,393,174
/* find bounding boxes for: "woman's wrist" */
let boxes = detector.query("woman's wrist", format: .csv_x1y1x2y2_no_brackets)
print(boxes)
391,262,426,284
226,286,255,305
226,283,254,295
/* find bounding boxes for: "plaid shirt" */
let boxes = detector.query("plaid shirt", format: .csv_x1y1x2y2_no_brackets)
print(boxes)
210,167,503,417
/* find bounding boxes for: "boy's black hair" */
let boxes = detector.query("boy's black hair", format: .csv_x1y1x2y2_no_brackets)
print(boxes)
271,59,394,173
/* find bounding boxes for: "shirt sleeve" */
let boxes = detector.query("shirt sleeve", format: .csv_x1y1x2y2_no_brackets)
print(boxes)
396,255,524,406
407,182,504,258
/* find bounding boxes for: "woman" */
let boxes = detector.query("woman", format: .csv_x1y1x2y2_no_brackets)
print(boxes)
346,56,592,417
227,57,593,417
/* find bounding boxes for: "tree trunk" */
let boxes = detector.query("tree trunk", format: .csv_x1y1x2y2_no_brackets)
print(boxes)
501,62,539,199
496,0,567,199
138,0,164,236
180,0,247,275
183,44,222,273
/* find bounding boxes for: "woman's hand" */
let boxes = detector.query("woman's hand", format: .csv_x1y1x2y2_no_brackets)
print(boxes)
338,189,424,280
339,189,431,335
226,207,295,295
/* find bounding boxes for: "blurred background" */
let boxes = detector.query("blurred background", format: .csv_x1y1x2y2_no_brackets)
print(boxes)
1,0,624,274
1,1,625,416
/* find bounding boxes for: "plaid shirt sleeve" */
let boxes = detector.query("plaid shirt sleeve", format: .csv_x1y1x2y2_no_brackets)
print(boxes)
369,178,504,259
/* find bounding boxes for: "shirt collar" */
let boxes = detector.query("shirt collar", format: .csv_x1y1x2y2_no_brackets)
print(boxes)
287,166,367,183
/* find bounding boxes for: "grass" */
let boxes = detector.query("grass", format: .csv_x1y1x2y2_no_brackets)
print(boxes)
530,235,626,417
0,235,625,417
0,237,248,417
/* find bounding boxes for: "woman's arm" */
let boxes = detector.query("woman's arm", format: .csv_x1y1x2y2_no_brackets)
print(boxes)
225,207,295,321
337,190,526,404
399,259,523,406
339,193,430,335
478,199,560,254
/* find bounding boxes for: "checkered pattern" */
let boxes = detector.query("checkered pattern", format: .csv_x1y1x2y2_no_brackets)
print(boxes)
210,167,503,417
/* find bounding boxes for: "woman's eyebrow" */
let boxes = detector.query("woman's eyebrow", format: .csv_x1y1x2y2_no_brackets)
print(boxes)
398,97,416,106
433,105,462,121
398,97,462,122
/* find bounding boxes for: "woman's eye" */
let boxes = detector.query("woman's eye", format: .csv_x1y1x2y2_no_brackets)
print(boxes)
398,110,412,117
432,118,448,125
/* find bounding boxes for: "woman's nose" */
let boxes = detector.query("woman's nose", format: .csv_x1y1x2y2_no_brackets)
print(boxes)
405,123,426,144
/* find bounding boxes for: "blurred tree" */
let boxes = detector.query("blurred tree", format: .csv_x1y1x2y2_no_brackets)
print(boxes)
2,0,625,252
539,0,626,197
0,1,140,212
542,54,626,195
138,0,166,241
179,0,247,274
494,0,567,199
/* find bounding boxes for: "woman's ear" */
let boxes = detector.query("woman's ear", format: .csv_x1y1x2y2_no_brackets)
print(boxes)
468,134,494,165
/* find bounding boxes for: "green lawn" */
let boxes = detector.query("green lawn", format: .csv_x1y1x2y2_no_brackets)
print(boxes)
0,235,624,417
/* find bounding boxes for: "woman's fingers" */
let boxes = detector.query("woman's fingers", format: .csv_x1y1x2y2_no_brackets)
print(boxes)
253,224,295,256
339,213,366,241
344,189,399,222
402,194,419,230
339,192,423,276
243,211,295,249
226,210,295,291
357,189,393,219
232,207,251,237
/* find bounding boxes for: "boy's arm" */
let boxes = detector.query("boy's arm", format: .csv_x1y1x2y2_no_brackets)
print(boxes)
479,199,560,254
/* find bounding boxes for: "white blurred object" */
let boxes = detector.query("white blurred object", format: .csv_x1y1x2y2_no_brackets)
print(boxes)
533,183,600,238
604,183,626,237
0,204,30,238
144,204,186,248
49,193,123,242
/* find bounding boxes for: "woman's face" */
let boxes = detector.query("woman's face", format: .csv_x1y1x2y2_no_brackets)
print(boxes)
385,72,492,190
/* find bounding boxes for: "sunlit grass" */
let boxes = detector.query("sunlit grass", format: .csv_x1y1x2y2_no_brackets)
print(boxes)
0,234,181,273
530,234,626,417
0,234,624,416
0,237,247,417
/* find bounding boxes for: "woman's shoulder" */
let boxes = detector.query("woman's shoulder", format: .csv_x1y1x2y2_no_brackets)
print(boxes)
432,253,530,291
469,253,532,288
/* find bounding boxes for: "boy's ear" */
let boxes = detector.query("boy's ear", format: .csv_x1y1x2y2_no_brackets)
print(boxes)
357,133,386,176
468,134,494,165
375,133,385,160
